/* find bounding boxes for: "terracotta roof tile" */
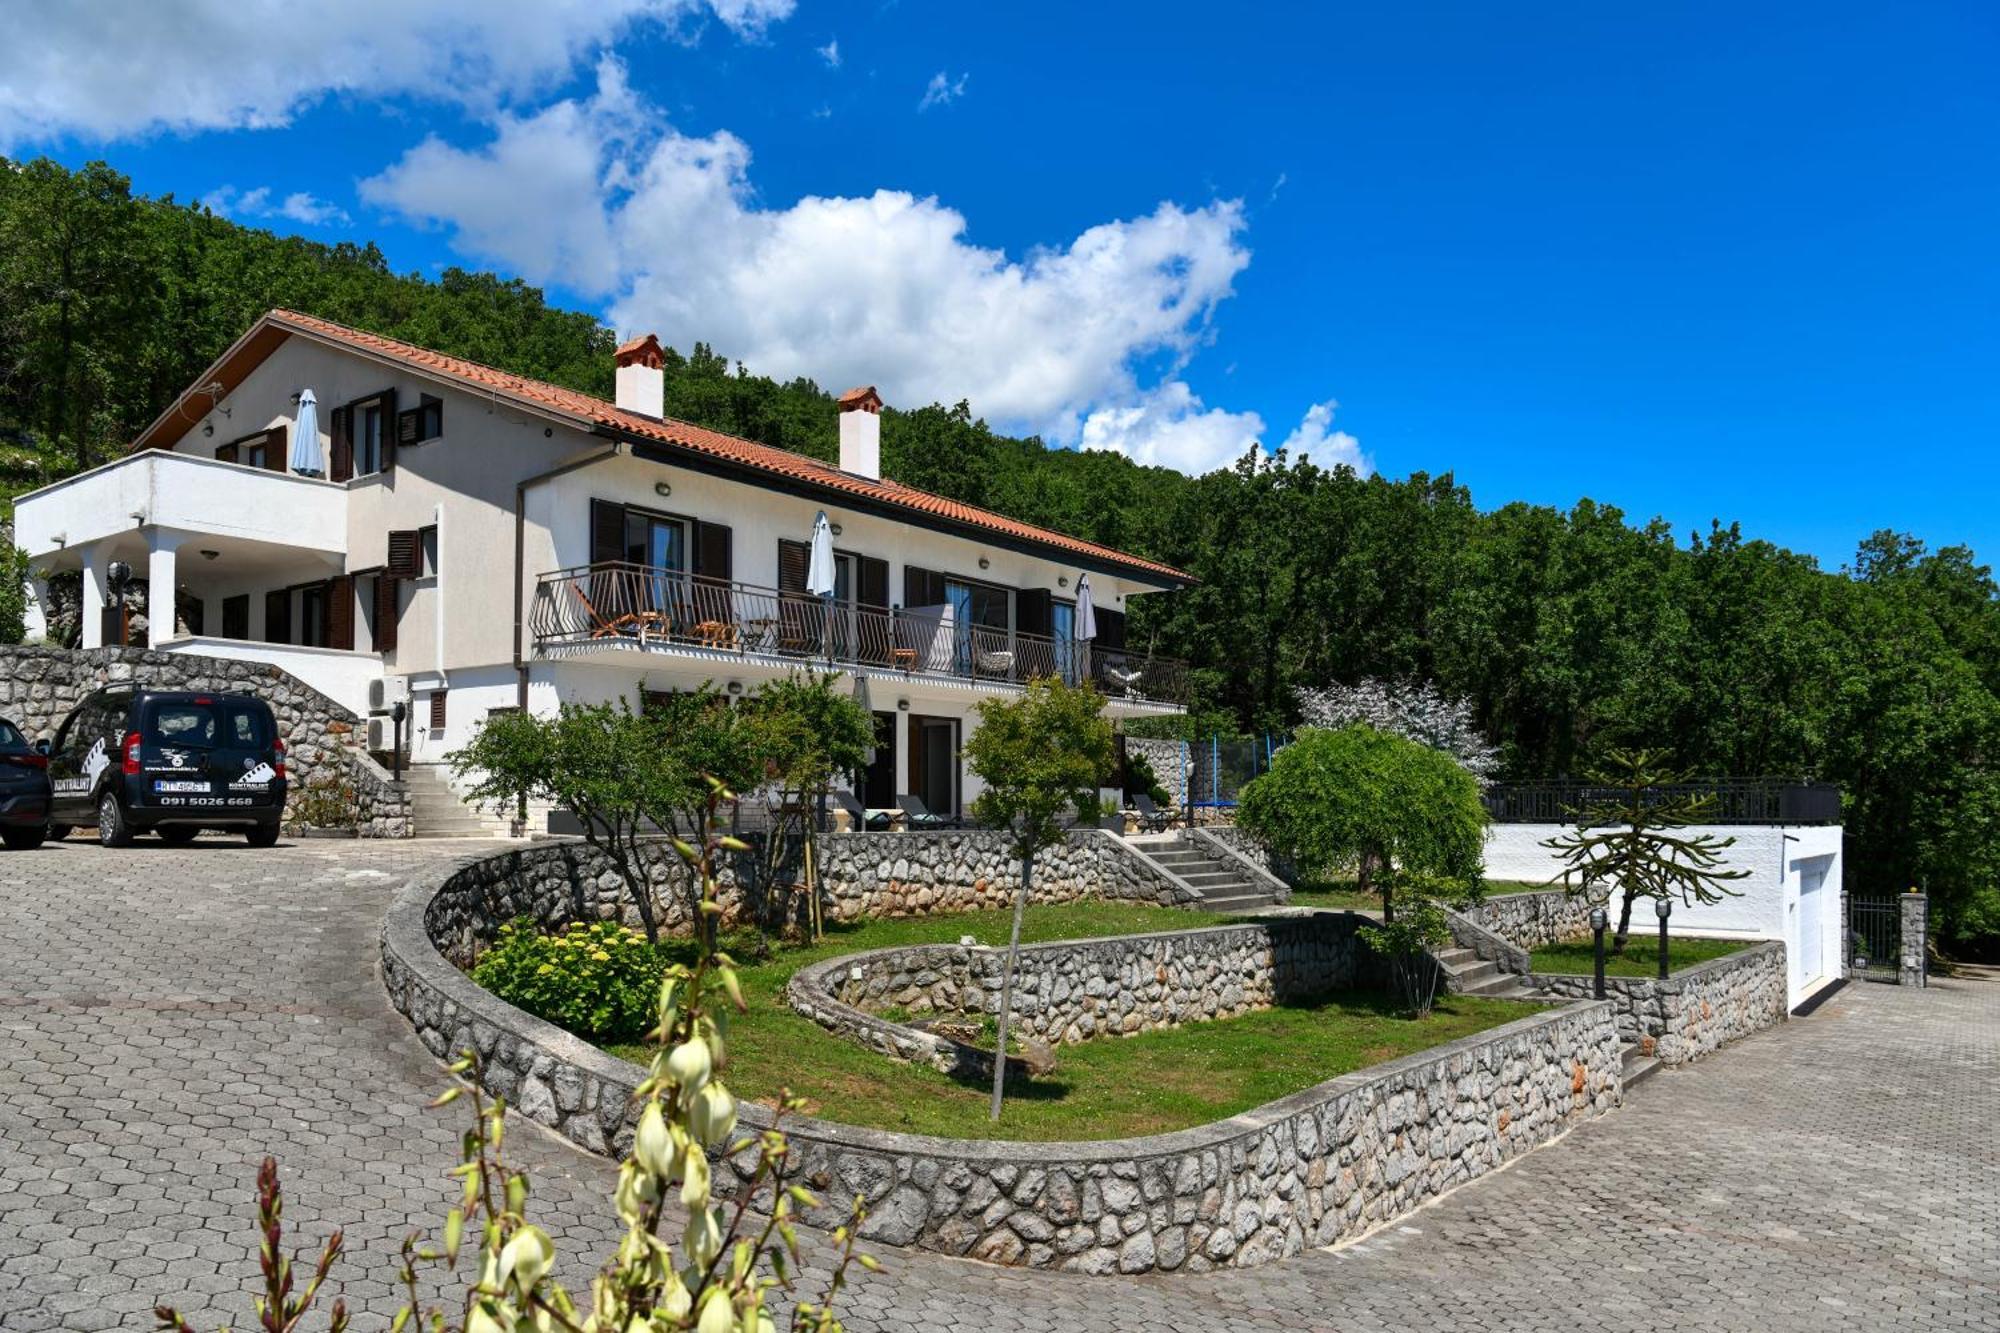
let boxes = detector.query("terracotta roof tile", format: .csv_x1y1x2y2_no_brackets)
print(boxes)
259,310,1190,583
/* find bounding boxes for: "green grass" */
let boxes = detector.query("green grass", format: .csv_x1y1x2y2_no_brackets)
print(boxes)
596,902,1535,1142
1531,934,1751,978
1285,879,1548,914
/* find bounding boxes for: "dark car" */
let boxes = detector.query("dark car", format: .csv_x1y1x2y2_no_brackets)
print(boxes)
0,716,52,849
46,688,286,848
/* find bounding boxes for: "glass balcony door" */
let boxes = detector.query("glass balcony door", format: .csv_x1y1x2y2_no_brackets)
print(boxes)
626,512,689,628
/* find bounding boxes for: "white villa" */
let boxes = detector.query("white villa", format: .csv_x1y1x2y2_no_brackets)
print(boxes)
12,311,1192,825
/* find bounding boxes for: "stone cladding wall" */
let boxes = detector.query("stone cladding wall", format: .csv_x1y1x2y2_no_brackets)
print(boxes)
1528,941,1787,1064
383,847,1624,1274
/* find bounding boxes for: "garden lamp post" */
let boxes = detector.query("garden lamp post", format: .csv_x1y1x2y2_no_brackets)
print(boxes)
390,701,406,782
1655,895,1672,980
1589,905,1609,999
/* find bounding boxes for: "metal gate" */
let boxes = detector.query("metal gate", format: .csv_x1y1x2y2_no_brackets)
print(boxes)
1848,897,1901,976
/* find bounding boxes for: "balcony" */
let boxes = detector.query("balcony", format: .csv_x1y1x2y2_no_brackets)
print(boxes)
13,450,347,559
530,562,1189,706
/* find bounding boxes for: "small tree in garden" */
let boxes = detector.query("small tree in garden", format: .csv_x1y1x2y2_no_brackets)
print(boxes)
1237,724,1487,919
1354,871,1480,1016
158,777,878,1333
738,673,876,936
962,677,1115,1121
1295,678,1500,780
450,697,682,942
1541,747,1750,955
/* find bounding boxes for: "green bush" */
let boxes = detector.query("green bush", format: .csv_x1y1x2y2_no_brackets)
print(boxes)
470,918,668,1043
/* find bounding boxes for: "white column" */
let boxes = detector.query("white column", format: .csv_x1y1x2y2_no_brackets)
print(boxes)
78,543,106,649
893,706,908,799
147,529,184,644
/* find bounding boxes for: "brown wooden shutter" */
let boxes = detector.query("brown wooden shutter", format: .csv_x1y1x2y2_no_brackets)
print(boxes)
429,689,447,730
397,408,421,447
778,539,810,594
590,500,627,566
373,575,400,653
215,441,239,464
858,555,889,611
903,564,944,607
1016,587,1052,638
329,406,353,482
264,590,291,644
377,389,400,472
694,520,732,582
1095,606,1127,650
386,530,421,580
327,576,354,651
263,425,289,472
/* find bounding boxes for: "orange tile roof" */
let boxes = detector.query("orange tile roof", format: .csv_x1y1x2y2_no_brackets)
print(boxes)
145,310,1192,585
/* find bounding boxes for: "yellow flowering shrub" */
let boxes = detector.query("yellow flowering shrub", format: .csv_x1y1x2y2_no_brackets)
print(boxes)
472,918,666,1043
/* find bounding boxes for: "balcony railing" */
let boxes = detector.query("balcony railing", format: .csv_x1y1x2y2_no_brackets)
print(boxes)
530,562,1189,704
1482,779,1842,826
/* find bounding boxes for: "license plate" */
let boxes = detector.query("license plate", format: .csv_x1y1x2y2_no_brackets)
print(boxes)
154,780,210,793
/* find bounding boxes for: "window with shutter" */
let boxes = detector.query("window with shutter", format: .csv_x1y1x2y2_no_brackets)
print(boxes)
329,406,353,482
386,530,421,579
777,539,814,654
858,555,889,611
1016,587,1053,639
215,441,240,465
1095,606,1127,650
264,589,291,645
590,500,627,566
222,595,250,641
903,565,945,608
327,576,355,651
377,389,399,472
429,690,447,731
263,423,288,472
373,575,400,653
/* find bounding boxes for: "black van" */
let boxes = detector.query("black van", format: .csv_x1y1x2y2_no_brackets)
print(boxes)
46,688,287,847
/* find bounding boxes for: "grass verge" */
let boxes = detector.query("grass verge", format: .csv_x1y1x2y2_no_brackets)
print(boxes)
1531,934,1752,978
1285,878,1548,914
590,902,1535,1142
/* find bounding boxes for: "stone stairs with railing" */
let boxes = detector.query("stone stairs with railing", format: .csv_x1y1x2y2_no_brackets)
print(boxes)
1432,944,1541,1000
397,763,503,839
1123,833,1286,912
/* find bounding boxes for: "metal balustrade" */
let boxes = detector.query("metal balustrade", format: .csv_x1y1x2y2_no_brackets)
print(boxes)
1482,779,1842,826
529,562,1189,703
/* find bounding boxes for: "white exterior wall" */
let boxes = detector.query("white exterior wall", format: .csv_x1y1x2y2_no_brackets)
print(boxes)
158,637,382,717
1487,822,1845,1010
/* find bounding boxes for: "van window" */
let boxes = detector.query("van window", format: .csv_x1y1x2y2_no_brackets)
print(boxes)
141,700,272,750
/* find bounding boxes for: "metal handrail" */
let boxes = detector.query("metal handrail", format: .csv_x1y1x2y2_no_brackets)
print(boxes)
529,562,1190,702
1482,779,1842,826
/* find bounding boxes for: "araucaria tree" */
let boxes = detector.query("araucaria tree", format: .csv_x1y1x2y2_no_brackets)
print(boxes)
1237,724,1487,919
962,677,1115,1121
1541,748,1751,954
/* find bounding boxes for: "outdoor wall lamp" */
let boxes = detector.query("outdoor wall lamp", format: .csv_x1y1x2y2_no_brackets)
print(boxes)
1057,575,1069,588
654,481,672,498
830,522,843,536
726,680,743,695
1654,896,1672,980
897,698,909,711
202,421,214,437
978,556,990,569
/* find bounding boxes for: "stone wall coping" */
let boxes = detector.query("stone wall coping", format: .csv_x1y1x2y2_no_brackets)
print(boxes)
384,847,1609,1167
1527,939,1784,992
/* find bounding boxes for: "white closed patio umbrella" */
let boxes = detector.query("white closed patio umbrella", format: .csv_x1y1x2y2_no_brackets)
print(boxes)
807,510,837,660
1073,572,1097,686
289,389,324,476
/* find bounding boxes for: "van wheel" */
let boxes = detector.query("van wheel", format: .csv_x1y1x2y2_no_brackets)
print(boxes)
97,794,133,848
156,827,199,846
245,825,280,849
2,826,46,851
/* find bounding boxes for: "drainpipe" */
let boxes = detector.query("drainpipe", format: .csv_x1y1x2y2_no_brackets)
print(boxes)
513,443,623,713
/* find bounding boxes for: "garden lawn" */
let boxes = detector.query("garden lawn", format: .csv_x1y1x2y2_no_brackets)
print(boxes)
1286,879,1546,914
601,902,1534,1142
1532,934,1751,977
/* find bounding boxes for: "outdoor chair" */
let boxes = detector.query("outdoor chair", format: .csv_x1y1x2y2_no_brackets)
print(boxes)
832,789,892,832
897,794,963,830
1132,792,1173,833
568,580,642,640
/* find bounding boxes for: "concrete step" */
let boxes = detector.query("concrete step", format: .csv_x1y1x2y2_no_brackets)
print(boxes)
1198,894,1285,913
1621,1043,1661,1089
1444,958,1502,989
1435,947,1479,968
1458,974,1539,1000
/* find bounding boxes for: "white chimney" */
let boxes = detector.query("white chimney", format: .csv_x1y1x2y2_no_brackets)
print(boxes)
838,385,883,479
614,334,665,418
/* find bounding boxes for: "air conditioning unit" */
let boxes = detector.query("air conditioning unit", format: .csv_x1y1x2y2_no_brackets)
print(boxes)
366,717,391,751
367,676,411,714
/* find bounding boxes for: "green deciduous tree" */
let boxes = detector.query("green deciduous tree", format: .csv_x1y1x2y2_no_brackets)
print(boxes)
962,677,1116,1120
1539,748,1752,954
1237,724,1487,920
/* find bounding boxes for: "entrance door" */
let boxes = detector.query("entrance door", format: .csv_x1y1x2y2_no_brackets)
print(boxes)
906,715,959,818
1797,861,1827,983
859,711,897,808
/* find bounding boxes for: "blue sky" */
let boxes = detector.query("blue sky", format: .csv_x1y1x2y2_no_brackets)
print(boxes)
4,2,1995,568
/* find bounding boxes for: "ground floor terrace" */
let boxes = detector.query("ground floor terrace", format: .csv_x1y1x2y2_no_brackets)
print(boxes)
0,837,1992,1332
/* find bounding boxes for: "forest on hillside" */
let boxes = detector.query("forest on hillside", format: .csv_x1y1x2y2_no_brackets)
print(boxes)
3,157,1997,947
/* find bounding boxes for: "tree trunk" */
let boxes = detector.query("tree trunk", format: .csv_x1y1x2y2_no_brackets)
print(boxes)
1611,882,1637,957
989,847,1034,1122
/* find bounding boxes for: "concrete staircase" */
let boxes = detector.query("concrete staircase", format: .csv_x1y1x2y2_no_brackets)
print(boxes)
1124,833,1285,912
1433,944,1541,1000
1621,1042,1661,1089
400,764,501,839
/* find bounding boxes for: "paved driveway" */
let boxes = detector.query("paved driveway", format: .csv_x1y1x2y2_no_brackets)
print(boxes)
1,839,1995,1332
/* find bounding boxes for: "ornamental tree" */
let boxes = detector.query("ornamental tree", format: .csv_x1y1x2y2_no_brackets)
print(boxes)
1295,678,1500,780
1237,723,1487,919
1540,747,1750,955
963,676,1116,1121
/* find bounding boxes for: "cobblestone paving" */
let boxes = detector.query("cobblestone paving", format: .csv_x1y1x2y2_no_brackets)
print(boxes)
2,839,1996,1332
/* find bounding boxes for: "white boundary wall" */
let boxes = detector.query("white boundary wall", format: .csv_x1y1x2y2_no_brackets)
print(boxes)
1485,823,1844,1012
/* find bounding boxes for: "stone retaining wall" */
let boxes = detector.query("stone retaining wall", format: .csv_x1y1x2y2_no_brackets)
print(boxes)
353,753,413,839
1528,941,1787,1064
785,915,1376,1076
383,847,1625,1274
1461,889,1594,950
0,643,373,828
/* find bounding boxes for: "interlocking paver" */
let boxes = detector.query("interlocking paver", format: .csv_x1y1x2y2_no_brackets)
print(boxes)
2,836,1997,1331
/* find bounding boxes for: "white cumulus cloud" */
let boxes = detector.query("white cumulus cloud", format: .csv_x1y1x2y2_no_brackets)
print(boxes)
201,184,351,228
1280,399,1370,473
361,61,1256,456
817,39,841,69
1079,382,1265,476
0,0,794,149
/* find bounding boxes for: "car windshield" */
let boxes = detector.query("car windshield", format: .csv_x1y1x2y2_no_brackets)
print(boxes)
0,721,24,750
142,701,271,750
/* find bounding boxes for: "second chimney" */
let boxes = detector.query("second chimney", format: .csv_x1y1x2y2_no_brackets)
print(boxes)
838,385,883,480
615,334,665,419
